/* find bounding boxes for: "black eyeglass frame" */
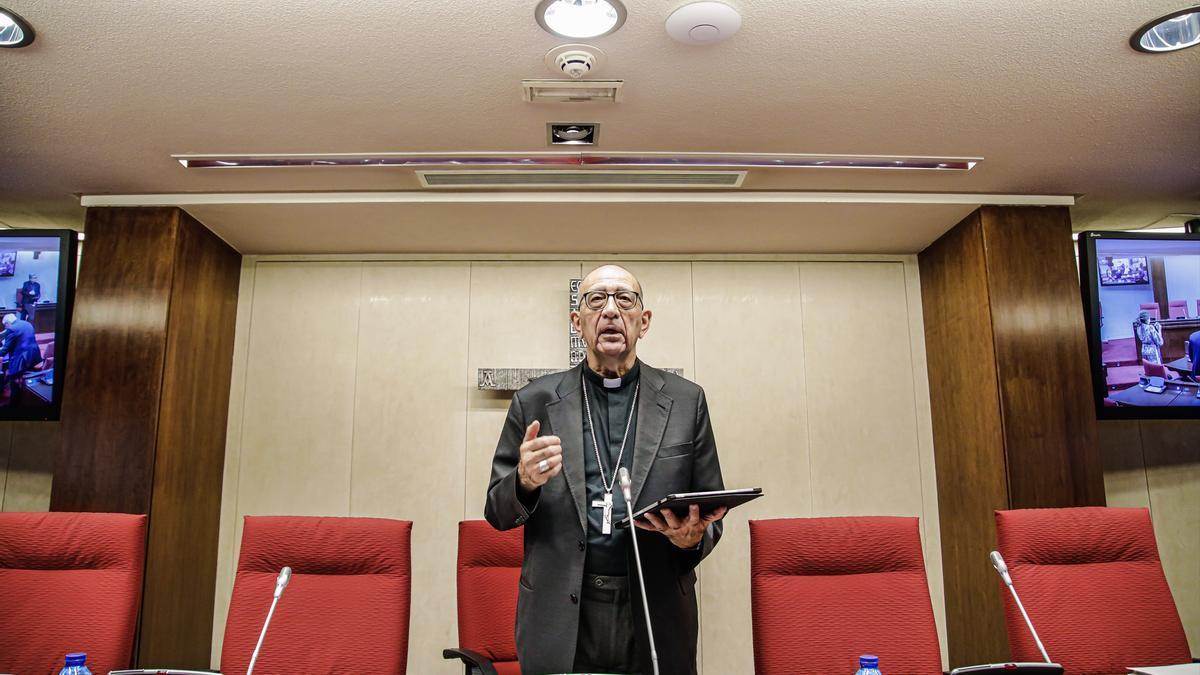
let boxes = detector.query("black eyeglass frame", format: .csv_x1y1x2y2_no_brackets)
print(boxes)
579,289,643,311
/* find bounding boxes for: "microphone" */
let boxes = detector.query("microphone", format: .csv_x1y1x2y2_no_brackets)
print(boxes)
989,552,1052,664
247,566,292,675
618,467,659,675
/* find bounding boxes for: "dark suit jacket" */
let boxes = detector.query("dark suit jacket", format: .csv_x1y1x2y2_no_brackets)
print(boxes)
486,361,724,675
0,319,41,375
1189,330,1200,379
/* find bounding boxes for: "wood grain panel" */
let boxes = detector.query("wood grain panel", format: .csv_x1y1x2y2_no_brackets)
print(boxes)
979,206,1104,509
919,210,1011,666
52,207,177,514
139,211,241,667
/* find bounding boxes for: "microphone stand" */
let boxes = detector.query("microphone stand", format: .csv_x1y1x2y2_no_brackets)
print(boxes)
619,468,659,675
247,566,291,675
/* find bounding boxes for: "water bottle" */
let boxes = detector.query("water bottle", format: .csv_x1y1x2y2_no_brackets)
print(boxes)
58,652,93,675
855,654,882,675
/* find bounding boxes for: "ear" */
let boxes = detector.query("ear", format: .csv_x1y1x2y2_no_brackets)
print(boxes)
638,309,652,338
570,310,582,335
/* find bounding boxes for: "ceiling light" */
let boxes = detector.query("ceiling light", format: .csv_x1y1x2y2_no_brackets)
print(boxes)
536,0,627,39
0,6,34,48
1131,6,1200,52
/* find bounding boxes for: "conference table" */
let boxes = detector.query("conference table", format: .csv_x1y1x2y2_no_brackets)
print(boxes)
1110,379,1200,407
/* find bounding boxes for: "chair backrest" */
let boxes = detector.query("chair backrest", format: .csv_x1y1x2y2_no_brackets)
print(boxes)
1167,300,1188,319
0,512,147,675
220,516,413,675
750,517,942,675
1144,362,1168,379
994,508,1191,674
456,520,523,669
1139,302,1160,319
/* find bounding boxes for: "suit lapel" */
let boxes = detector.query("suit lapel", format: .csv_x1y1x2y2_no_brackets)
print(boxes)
631,364,672,507
546,365,587,534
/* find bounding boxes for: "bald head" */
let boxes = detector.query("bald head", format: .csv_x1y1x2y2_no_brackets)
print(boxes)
580,264,642,296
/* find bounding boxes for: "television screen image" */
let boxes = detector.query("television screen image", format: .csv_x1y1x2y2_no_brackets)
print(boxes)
1098,255,1149,285
0,250,16,277
1079,231,1200,419
0,231,78,421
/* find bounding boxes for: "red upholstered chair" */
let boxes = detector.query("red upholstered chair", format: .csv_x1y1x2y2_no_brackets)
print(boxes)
750,517,942,675
0,512,147,675
1167,299,1189,319
994,508,1191,675
1144,362,1178,380
1139,302,1161,318
444,520,524,675
220,516,413,675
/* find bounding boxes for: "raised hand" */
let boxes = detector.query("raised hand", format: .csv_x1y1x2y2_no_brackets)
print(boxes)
517,420,563,493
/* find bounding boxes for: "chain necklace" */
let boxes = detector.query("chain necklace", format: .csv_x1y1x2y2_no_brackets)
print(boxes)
581,369,639,535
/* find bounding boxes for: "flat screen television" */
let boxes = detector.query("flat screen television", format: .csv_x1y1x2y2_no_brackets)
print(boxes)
1098,255,1150,285
0,230,78,420
1078,230,1200,419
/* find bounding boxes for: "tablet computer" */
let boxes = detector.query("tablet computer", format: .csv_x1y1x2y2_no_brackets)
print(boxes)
616,487,763,528
949,664,1063,675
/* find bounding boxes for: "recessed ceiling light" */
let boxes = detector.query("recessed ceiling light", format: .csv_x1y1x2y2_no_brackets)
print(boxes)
0,6,35,48
535,0,627,39
1131,6,1200,53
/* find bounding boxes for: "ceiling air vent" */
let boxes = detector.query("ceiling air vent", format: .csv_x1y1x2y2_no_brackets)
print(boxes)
522,79,623,103
418,170,745,189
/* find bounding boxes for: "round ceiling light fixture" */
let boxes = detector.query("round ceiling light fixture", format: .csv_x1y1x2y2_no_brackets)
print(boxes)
0,6,35,48
665,1,741,46
535,0,627,40
1131,6,1200,52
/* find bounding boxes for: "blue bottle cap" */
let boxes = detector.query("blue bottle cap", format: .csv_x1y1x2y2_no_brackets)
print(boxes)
860,654,879,668
65,653,87,666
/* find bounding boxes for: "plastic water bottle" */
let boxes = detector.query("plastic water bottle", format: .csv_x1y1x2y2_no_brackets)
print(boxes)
856,654,882,675
58,652,93,675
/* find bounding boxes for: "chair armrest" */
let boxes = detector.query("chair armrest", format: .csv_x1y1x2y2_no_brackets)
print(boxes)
442,647,499,675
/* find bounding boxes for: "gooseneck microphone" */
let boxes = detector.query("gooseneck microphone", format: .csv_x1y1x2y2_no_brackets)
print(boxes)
247,566,292,675
619,467,660,675
989,552,1052,664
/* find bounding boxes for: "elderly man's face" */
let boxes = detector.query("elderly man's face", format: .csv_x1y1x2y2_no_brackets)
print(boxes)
571,265,651,364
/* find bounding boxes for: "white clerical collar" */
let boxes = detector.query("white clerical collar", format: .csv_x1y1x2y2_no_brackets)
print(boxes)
602,377,623,389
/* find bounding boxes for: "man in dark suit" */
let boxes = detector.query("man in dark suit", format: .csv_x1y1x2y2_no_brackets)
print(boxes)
1188,330,1200,382
18,274,40,323
0,313,42,404
486,265,726,675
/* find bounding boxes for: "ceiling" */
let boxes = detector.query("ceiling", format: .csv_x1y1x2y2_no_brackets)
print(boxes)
1,0,1197,254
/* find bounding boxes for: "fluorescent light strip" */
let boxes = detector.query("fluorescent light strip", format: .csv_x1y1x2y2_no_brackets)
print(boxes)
80,191,1071,207
173,152,980,171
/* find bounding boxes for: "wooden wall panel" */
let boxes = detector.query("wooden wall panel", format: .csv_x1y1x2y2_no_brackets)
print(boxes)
920,211,1011,666
979,206,1105,509
139,212,241,666
52,207,177,514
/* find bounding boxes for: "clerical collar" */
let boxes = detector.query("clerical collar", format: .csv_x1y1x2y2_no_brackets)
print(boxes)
583,360,641,390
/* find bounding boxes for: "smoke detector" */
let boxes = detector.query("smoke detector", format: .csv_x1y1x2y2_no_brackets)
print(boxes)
665,1,742,45
545,44,606,79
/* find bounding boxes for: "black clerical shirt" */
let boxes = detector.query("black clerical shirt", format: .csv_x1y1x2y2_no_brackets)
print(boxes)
581,360,640,576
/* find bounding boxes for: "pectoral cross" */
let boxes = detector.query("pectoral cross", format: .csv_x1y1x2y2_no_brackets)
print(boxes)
591,491,614,535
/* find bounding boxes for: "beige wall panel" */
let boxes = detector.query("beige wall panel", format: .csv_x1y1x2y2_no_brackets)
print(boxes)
350,262,471,675
2,422,57,512
800,261,947,661
463,262,582,520
211,260,257,666
692,262,810,675
902,258,948,666
1097,420,1151,508
1139,421,1200,655
607,262,695,376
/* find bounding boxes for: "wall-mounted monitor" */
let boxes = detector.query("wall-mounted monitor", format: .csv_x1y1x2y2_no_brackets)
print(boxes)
0,230,79,421
1078,230,1200,419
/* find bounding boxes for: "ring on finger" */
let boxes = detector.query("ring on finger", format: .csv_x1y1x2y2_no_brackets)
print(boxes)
537,459,550,473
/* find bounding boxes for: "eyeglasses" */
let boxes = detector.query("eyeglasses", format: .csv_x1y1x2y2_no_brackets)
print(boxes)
581,289,642,311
